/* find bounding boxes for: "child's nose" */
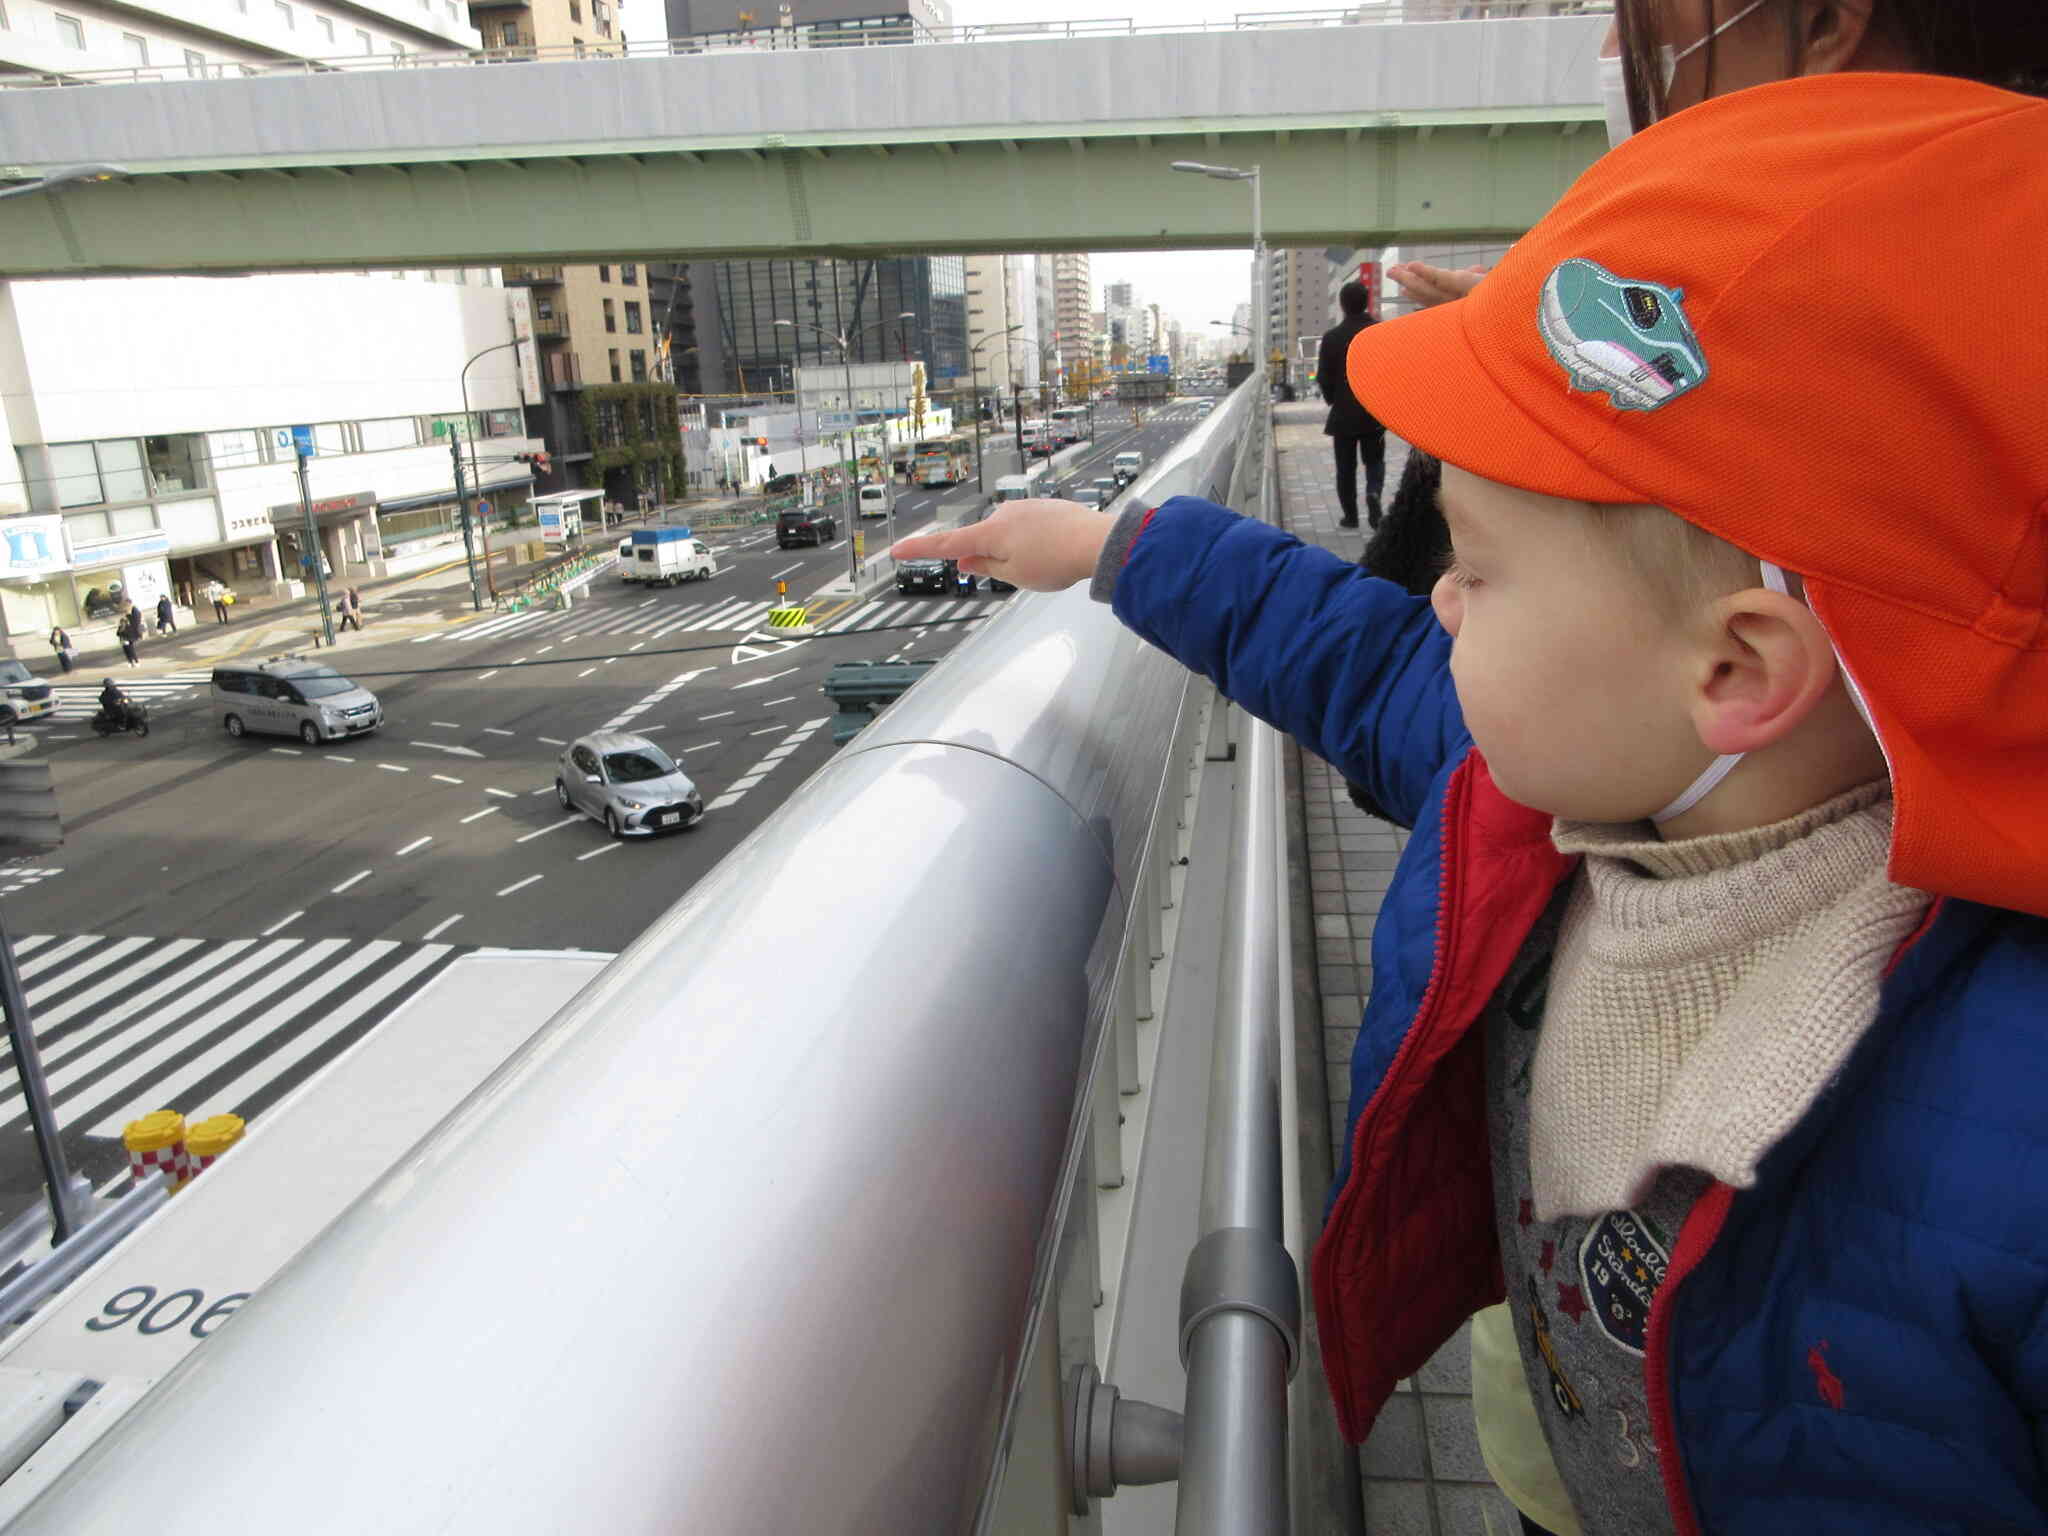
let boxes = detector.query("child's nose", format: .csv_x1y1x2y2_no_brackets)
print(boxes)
1430,572,1464,635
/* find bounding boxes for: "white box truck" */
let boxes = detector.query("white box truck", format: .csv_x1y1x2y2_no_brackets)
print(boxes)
621,527,718,586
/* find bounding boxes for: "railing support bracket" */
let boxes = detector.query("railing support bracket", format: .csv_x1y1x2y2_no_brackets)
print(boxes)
1065,1362,1185,1517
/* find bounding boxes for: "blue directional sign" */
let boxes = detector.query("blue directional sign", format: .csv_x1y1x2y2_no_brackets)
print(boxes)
1146,354,1170,375
291,424,316,459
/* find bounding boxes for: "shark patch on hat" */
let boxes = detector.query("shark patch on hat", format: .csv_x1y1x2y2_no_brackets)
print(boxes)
1538,258,1708,412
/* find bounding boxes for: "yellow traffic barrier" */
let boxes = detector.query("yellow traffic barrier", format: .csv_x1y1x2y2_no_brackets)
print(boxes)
184,1114,246,1185
123,1110,190,1191
765,606,810,630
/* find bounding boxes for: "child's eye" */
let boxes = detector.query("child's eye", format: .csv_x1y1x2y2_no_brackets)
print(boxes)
1443,554,1483,591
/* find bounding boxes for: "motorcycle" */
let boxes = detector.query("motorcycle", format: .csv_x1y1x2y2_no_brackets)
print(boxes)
91,701,149,739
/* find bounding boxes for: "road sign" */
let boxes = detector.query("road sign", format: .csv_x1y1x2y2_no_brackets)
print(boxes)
291,425,316,458
817,410,856,432
1145,355,1170,375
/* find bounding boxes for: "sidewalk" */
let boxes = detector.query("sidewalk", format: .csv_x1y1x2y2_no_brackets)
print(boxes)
1272,401,1524,1536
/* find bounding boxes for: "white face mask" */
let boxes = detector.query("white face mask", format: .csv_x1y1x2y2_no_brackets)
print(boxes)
1600,0,1771,148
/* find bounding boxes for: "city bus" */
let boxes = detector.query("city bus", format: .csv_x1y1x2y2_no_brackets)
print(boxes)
1049,406,1089,445
913,434,973,487
1021,418,1055,457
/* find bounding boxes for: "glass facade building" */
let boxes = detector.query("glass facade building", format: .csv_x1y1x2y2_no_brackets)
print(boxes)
707,255,967,399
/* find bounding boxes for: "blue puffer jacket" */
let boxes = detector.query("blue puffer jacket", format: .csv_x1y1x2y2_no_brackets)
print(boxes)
1111,496,2048,1535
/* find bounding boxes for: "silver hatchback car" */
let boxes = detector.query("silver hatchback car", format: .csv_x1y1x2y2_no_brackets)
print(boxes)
555,731,705,838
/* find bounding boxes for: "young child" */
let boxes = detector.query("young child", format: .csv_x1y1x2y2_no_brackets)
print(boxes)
897,72,2048,1533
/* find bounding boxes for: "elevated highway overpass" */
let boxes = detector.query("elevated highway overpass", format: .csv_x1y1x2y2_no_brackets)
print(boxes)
0,12,1608,277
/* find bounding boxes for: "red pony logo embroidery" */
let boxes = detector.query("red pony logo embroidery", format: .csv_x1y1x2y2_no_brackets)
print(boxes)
1807,1340,1845,1411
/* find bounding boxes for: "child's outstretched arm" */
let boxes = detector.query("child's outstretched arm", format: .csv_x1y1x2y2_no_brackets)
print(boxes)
894,496,1468,825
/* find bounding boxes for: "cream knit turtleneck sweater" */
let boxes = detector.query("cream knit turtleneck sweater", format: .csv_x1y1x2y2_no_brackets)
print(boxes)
1527,781,1932,1222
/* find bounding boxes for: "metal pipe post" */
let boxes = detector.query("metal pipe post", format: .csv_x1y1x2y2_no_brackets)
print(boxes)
451,437,482,611
296,449,337,646
0,903,78,1244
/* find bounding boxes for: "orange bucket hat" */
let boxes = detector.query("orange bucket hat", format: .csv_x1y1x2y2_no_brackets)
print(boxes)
1349,72,2048,919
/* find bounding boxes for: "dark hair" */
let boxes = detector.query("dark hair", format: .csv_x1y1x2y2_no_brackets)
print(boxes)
1358,450,1448,597
1337,280,1370,317
1615,0,2048,133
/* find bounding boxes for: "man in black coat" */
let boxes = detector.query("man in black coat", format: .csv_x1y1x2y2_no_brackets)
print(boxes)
1316,280,1386,529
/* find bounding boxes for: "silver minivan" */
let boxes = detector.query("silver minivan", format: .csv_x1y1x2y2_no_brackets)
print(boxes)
212,657,383,746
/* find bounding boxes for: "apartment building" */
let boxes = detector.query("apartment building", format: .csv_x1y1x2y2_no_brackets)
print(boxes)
1052,253,1094,385
0,0,472,80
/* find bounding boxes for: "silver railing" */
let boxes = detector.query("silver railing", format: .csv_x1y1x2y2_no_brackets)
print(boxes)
0,2,1611,90
6,385,1299,1532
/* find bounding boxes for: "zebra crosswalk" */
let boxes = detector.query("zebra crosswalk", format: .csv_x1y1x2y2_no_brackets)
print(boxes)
815,596,1002,636
418,593,786,648
48,671,212,721
0,931,480,1158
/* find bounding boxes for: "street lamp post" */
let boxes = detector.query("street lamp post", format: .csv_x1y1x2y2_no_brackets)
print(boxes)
1171,159,1265,388
458,336,528,610
774,311,916,588
968,325,1023,494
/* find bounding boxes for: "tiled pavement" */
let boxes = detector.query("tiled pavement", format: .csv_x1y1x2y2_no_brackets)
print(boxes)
1273,401,1527,1536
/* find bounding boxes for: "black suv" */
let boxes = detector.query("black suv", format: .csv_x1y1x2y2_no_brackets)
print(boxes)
896,558,959,596
777,507,838,549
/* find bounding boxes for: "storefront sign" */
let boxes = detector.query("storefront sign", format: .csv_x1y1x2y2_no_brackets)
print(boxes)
266,491,376,527
225,510,274,541
69,531,172,569
0,515,69,578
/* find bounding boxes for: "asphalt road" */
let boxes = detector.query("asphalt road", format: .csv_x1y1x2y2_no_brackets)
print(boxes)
0,401,1214,1215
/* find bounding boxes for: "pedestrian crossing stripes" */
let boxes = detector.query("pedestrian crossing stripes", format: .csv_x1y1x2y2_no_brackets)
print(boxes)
816,596,999,636
0,932,486,1161
419,595,785,647
48,672,212,721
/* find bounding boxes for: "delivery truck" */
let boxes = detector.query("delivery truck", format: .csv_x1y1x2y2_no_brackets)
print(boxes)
620,527,718,586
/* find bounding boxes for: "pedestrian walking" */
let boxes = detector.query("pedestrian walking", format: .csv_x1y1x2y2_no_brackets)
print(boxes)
117,609,140,668
154,592,176,636
48,626,73,674
205,579,231,625
1317,280,1386,530
338,586,362,632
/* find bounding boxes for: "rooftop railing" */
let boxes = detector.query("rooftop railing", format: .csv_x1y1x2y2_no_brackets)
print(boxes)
0,2,1611,91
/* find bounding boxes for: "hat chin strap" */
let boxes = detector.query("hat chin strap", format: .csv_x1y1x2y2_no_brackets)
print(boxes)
1649,561,1791,826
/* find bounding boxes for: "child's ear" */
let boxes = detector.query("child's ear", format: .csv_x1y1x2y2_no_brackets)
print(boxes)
1688,588,1838,755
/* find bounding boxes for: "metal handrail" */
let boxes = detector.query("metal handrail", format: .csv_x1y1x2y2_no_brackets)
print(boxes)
0,2,1612,91
3,386,1262,1536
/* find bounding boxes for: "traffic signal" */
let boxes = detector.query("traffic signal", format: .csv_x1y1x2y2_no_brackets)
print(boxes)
514,450,553,475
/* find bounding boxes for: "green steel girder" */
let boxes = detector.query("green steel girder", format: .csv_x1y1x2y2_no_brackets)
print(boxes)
0,121,1603,278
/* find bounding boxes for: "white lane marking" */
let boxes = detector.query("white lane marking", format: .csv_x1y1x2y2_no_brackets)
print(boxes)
432,773,464,784
410,741,484,758
497,874,543,897
733,667,800,690
486,787,517,799
531,787,553,796
271,747,303,756
328,755,356,763
539,735,566,745
461,807,501,824
379,763,409,774
423,914,463,941
699,711,733,720
771,562,803,580
483,727,514,737
684,741,720,753
578,668,598,679
576,844,621,862
536,645,555,654
707,791,743,810
477,670,499,680
604,657,617,665
262,911,303,937
629,642,646,652
730,775,765,790
332,870,374,894
396,836,433,857
748,726,782,737
519,817,584,846
761,695,796,707
431,720,462,728
638,723,667,732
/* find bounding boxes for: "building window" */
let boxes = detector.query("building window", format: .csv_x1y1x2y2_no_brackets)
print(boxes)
620,263,637,285
572,35,585,55
391,42,406,57
568,0,580,17
275,2,293,27
624,301,642,334
597,264,610,283
356,27,371,50
317,15,333,42
22,438,153,512
144,434,208,494
608,348,622,383
53,12,84,48
121,31,147,62
603,298,616,333
183,48,205,74
499,23,518,45
630,350,647,382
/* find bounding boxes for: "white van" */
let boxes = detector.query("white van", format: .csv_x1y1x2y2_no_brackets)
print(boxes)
857,483,893,520
1112,451,1144,487
992,469,1047,505
212,657,383,746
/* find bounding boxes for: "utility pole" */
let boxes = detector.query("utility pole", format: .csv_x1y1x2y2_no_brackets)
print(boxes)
452,436,483,611
294,430,337,646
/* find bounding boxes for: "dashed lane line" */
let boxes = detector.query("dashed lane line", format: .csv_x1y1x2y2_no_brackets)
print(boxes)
431,720,462,728
497,875,543,898
423,914,463,941
732,667,800,691
477,670,499,681
749,726,782,737
433,773,464,785
486,787,517,799
262,911,303,937
517,816,582,844
484,728,514,737
762,696,796,707
538,736,567,745
332,870,373,894
576,844,620,862
379,764,409,774
396,837,433,857
684,741,720,753
460,808,500,824
699,711,733,721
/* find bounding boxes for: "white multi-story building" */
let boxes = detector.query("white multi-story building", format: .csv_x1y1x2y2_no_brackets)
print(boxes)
0,275,538,654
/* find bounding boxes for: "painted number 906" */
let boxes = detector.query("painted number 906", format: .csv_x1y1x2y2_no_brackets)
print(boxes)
83,1285,248,1340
